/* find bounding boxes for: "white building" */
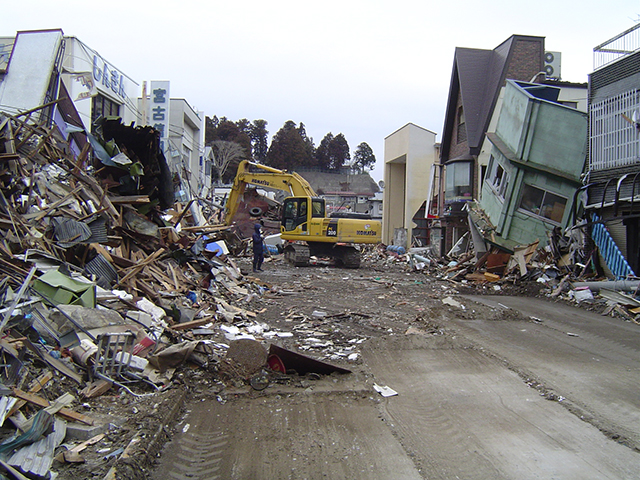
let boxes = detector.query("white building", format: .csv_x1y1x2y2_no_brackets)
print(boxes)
383,123,439,246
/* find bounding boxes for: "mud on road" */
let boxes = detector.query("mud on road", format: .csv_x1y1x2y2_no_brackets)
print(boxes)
145,256,640,480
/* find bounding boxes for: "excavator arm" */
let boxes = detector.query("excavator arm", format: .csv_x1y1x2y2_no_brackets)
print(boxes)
224,160,317,225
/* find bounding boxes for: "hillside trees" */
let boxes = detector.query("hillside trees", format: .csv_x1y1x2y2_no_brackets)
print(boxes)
205,117,258,182
316,133,350,171
265,121,315,170
210,140,246,184
352,142,376,172
250,119,269,163
205,116,377,178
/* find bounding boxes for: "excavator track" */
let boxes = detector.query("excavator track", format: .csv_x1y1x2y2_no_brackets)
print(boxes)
284,243,310,267
335,245,361,269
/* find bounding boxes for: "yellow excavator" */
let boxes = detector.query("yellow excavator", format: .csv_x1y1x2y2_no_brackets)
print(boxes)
224,160,381,268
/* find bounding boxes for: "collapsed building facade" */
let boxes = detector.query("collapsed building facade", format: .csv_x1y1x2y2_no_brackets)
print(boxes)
0,29,205,207
381,28,640,282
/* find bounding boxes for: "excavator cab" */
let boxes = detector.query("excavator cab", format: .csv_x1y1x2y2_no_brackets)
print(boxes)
282,197,325,233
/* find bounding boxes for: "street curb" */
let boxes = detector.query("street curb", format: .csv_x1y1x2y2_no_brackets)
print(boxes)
102,387,188,480
145,387,188,463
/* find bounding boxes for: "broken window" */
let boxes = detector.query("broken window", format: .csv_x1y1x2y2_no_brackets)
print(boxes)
519,184,567,223
488,159,509,198
91,94,120,129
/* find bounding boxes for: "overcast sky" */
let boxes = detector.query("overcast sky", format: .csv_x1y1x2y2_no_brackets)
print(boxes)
2,1,639,181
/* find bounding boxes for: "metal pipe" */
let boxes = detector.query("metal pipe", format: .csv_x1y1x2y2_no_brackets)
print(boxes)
572,280,640,292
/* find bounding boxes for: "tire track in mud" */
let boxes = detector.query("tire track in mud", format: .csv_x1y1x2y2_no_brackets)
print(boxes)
152,392,423,480
155,429,228,480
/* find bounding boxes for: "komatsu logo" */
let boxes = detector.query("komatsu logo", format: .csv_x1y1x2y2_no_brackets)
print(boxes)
356,230,378,236
251,179,270,186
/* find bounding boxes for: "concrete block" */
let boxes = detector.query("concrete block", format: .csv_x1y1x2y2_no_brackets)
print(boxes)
65,421,109,441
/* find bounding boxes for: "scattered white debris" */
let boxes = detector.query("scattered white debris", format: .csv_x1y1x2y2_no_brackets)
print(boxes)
373,384,398,397
219,325,255,341
442,297,464,309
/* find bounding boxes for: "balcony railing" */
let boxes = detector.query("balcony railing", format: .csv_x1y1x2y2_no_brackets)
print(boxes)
594,23,640,71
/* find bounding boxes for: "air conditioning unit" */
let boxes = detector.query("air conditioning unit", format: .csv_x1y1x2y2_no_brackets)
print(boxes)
544,51,561,80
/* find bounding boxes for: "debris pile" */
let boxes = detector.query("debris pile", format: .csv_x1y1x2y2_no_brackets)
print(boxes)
0,108,350,479
372,227,640,323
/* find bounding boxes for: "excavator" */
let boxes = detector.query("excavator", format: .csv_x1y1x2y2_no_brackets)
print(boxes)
224,160,381,268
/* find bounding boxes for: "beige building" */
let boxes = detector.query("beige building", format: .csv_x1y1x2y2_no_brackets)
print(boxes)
383,123,438,246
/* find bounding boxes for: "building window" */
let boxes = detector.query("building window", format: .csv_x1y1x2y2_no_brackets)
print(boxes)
488,158,510,198
456,106,467,144
91,94,120,129
445,161,472,199
519,184,566,223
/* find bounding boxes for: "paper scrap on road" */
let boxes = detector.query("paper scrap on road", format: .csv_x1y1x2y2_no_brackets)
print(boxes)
373,384,398,397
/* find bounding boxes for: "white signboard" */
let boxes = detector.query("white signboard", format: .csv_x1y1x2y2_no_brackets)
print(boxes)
149,80,170,153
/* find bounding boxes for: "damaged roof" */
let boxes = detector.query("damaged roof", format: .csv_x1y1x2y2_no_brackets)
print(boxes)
441,35,545,160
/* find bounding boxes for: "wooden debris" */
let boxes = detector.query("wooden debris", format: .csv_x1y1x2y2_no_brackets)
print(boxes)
12,388,95,425
80,379,113,399
171,317,215,331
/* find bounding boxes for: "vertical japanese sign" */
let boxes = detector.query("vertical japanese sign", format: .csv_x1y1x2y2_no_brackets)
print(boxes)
149,81,170,154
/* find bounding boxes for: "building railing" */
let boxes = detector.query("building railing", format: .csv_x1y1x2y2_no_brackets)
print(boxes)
589,89,640,171
594,23,640,71
590,213,635,278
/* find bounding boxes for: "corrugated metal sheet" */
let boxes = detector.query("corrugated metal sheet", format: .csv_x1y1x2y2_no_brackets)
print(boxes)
8,416,66,477
84,254,118,289
87,216,109,244
591,213,635,278
52,217,92,248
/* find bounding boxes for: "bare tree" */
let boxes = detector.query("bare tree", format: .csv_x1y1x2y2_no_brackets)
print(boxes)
211,140,246,184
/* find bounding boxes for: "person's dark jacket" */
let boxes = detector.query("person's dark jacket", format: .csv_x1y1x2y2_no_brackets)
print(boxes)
252,224,264,253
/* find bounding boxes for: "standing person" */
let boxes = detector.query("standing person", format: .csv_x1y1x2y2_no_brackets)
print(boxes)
252,223,264,272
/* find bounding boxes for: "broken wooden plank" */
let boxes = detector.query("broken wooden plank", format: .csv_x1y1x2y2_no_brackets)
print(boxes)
167,263,180,290
118,247,166,285
57,433,105,463
80,379,113,399
7,371,53,418
170,317,215,331
22,338,83,384
107,195,151,204
11,389,95,425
